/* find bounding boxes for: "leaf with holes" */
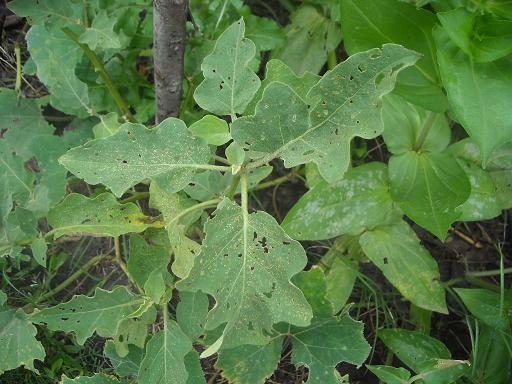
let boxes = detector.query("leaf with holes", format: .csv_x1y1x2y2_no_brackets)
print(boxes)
194,19,260,116
232,44,419,182
30,286,145,345
60,118,212,197
47,193,153,239
177,198,312,350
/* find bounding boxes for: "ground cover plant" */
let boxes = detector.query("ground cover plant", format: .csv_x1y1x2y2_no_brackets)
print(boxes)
0,0,511,383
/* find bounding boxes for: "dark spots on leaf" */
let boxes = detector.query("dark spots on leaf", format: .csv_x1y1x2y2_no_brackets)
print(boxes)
250,266,254,271
61,317,69,321
282,240,290,245
238,253,242,258
349,75,354,81
122,160,128,164
253,231,257,240
383,257,388,265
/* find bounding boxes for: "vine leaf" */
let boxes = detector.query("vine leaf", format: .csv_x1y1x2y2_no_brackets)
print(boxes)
27,26,90,117
0,309,45,374
177,198,312,350
434,26,512,165
30,286,145,345
282,162,395,240
389,151,470,240
47,193,153,239
193,18,261,116
232,44,419,182
60,118,211,197
79,10,122,50
138,319,193,384
359,220,447,313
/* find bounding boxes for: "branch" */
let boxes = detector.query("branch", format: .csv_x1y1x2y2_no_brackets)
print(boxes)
153,0,188,123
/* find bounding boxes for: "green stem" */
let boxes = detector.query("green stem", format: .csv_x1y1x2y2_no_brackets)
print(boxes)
413,111,437,152
468,267,512,278
212,154,231,165
251,170,299,192
15,43,22,93
179,78,195,120
34,254,106,304
327,50,337,70
120,191,150,204
166,198,222,227
226,175,240,199
62,27,136,122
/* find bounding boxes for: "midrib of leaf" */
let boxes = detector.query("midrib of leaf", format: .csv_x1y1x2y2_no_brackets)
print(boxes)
248,60,399,169
420,156,442,235
37,298,144,317
230,22,243,117
63,159,229,172
469,59,489,156
348,0,437,85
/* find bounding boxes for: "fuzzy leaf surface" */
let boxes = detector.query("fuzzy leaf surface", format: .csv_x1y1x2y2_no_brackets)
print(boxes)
0,309,45,374
360,220,447,313
60,118,211,197
177,198,312,349
194,19,260,116
31,286,145,345
47,193,152,238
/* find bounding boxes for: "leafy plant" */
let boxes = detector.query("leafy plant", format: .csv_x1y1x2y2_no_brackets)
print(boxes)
1,0,511,383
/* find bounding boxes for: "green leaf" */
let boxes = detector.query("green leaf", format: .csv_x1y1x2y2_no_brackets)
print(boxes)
360,220,447,313
340,0,447,112
216,339,282,384
61,374,123,383
246,59,320,114
282,162,395,240
272,6,340,75
194,19,260,116
434,26,512,165
367,365,411,384
0,88,54,160
185,350,206,384
0,309,45,374
188,115,230,146
233,44,419,182
225,142,245,169
31,286,145,345
60,118,211,197
379,329,469,384
382,94,450,154
177,198,312,349
0,141,35,206
245,15,286,52
31,237,47,267
27,26,90,117
47,193,152,239
438,8,512,63
389,151,470,240
138,319,193,384
92,112,122,139
79,10,122,50
8,0,81,29
104,340,143,378
0,290,6,307
144,270,166,305
455,288,512,330
176,291,209,341
149,181,202,279
127,235,171,289
112,306,156,358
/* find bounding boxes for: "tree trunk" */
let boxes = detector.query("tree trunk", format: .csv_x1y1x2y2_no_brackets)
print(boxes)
153,0,187,123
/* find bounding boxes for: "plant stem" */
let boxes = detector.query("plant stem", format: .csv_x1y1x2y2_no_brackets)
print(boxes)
212,154,231,165
226,175,240,199
166,198,222,227
120,191,150,204
251,170,299,192
34,254,106,304
62,27,135,122
327,51,337,70
15,43,21,93
413,111,437,152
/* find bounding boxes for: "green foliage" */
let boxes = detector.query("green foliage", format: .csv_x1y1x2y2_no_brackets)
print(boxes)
2,1,512,383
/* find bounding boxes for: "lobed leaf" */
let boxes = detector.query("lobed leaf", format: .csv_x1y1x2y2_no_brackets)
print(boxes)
31,286,145,345
47,193,153,239
177,198,312,350
60,118,211,197
194,19,260,116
